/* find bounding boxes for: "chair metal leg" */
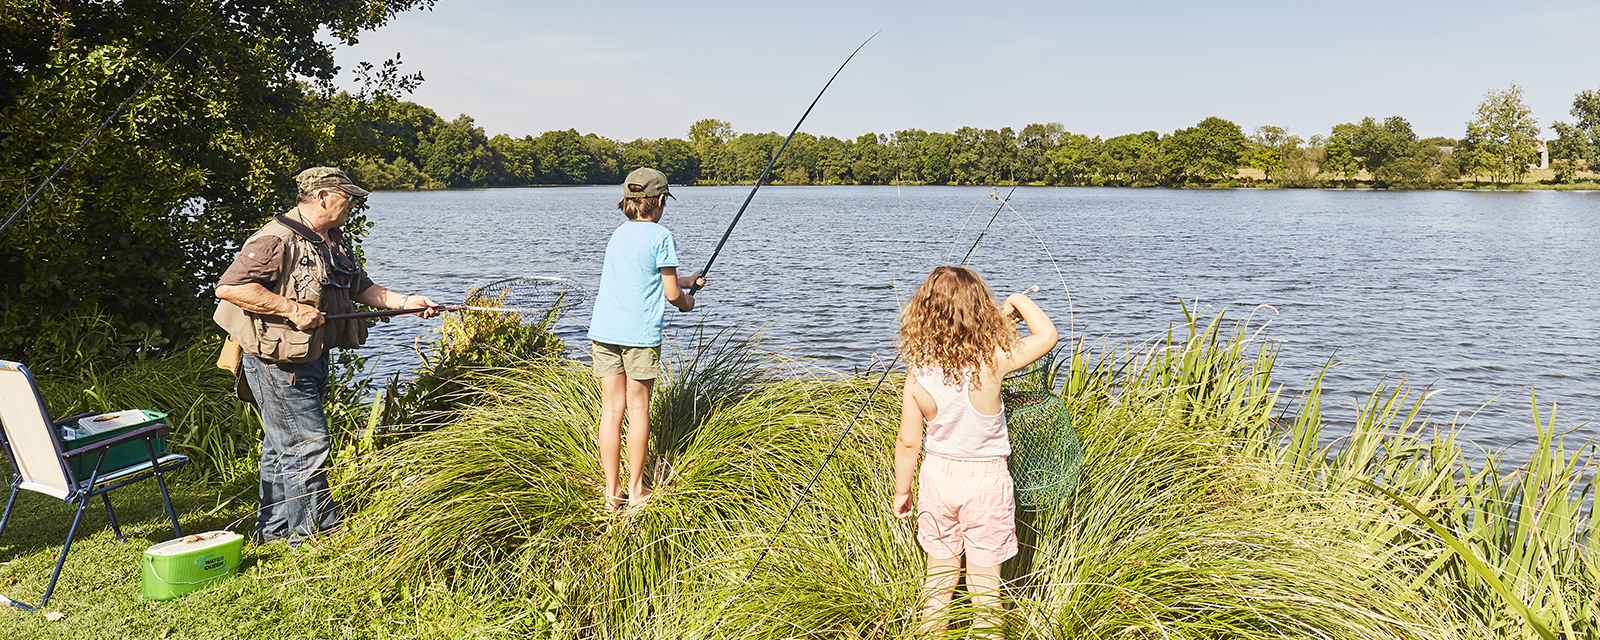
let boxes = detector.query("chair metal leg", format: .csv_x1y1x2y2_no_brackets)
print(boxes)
102,494,125,543
0,481,27,611
32,500,88,611
0,480,19,541
152,465,181,538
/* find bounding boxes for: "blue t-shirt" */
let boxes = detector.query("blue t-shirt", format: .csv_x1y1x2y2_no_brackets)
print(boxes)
588,221,679,347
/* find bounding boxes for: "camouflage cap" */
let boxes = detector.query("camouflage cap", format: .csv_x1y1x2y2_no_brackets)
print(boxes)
623,167,674,199
295,166,370,198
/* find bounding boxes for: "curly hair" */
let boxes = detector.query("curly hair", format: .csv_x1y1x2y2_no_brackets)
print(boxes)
897,266,1015,388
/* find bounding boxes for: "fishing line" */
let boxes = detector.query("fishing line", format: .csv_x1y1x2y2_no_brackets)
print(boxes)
740,355,899,582
0,0,230,239
989,191,1077,340
942,196,990,265
688,31,879,295
690,203,727,257
731,186,1042,594
954,184,1020,266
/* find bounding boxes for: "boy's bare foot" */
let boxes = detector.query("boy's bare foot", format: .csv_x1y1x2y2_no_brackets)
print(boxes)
604,494,624,512
627,488,652,509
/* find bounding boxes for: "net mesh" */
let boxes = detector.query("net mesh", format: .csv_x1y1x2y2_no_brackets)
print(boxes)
1003,354,1083,511
466,277,586,325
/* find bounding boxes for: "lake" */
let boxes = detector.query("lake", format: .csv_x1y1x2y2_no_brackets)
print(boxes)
358,185,1600,467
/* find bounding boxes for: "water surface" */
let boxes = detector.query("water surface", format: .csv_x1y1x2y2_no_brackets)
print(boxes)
359,186,1600,466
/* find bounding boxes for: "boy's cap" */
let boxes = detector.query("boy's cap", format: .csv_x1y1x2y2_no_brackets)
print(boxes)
623,167,674,199
296,167,370,198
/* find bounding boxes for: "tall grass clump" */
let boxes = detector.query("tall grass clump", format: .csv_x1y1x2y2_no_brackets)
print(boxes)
34,334,260,481
1010,309,1456,638
308,305,1595,639
1277,380,1599,638
327,327,917,637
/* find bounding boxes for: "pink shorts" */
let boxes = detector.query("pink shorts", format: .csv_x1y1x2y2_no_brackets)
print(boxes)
916,454,1017,567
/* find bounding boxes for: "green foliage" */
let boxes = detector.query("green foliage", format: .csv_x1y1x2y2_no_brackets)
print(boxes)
1016,122,1064,183
344,153,433,190
1548,121,1594,166
0,0,434,372
1159,116,1250,184
1570,86,1600,150
658,137,701,185
34,334,260,481
7,310,1597,637
534,129,595,185
1248,125,1303,181
1463,83,1540,186
419,115,495,188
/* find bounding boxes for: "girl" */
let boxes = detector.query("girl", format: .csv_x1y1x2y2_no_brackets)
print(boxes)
891,266,1058,634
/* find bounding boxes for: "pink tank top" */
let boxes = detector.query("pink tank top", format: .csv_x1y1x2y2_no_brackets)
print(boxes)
913,366,1009,461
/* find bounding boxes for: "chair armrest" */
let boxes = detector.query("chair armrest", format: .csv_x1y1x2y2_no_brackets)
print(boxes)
51,412,98,428
60,423,171,459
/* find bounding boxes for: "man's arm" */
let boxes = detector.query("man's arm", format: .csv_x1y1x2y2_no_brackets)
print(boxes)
353,284,441,319
661,266,695,312
216,283,324,330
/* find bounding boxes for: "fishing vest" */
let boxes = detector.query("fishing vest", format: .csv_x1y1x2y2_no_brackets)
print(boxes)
213,214,368,364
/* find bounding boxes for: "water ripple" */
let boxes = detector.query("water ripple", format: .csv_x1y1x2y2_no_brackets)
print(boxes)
359,186,1600,469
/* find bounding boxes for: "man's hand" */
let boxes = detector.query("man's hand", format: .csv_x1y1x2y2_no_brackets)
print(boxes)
405,294,443,319
288,303,325,330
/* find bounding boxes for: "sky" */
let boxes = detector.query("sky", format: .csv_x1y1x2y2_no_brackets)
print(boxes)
330,0,1600,143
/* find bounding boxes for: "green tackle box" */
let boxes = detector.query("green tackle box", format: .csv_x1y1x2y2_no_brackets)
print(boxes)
141,531,244,600
59,410,168,482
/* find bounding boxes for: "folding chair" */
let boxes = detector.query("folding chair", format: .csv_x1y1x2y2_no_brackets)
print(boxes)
0,360,188,611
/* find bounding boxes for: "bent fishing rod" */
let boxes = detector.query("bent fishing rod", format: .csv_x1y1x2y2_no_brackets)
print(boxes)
688,30,879,294
731,191,1020,590
0,1,229,240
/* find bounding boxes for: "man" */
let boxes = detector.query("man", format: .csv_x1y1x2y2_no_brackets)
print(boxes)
213,167,439,545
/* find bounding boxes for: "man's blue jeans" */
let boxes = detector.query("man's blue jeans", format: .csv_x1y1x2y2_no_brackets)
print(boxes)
242,352,339,543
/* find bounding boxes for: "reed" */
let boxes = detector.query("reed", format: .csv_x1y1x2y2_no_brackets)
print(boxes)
308,306,1600,639
34,334,261,482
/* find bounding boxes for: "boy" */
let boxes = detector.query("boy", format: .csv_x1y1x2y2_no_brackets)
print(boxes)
588,167,704,510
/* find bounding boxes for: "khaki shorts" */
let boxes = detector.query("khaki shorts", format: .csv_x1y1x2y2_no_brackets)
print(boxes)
591,341,663,380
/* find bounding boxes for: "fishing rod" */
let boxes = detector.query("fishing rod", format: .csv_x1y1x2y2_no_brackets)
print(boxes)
957,184,1020,265
731,185,1056,600
0,1,229,239
688,31,879,294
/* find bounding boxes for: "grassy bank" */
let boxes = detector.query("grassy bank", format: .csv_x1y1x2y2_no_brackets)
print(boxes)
2,310,1595,638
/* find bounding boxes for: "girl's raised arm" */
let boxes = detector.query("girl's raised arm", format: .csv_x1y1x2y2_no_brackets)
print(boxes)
996,293,1058,375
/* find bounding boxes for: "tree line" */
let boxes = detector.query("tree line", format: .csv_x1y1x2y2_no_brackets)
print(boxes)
4,0,1597,372
344,83,1600,192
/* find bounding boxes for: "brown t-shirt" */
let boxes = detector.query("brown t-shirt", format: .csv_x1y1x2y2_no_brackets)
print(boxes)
215,218,377,352
217,222,375,294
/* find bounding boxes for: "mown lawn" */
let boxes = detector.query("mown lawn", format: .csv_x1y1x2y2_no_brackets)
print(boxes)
0,473,366,640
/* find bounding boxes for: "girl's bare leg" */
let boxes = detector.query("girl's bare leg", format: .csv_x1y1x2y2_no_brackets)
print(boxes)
967,561,1004,637
598,374,628,510
919,555,961,634
625,376,655,508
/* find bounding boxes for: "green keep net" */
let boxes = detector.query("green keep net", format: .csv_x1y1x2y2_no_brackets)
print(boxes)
1002,357,1083,511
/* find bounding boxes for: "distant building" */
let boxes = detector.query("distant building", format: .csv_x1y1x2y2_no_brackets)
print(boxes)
1532,139,1549,169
